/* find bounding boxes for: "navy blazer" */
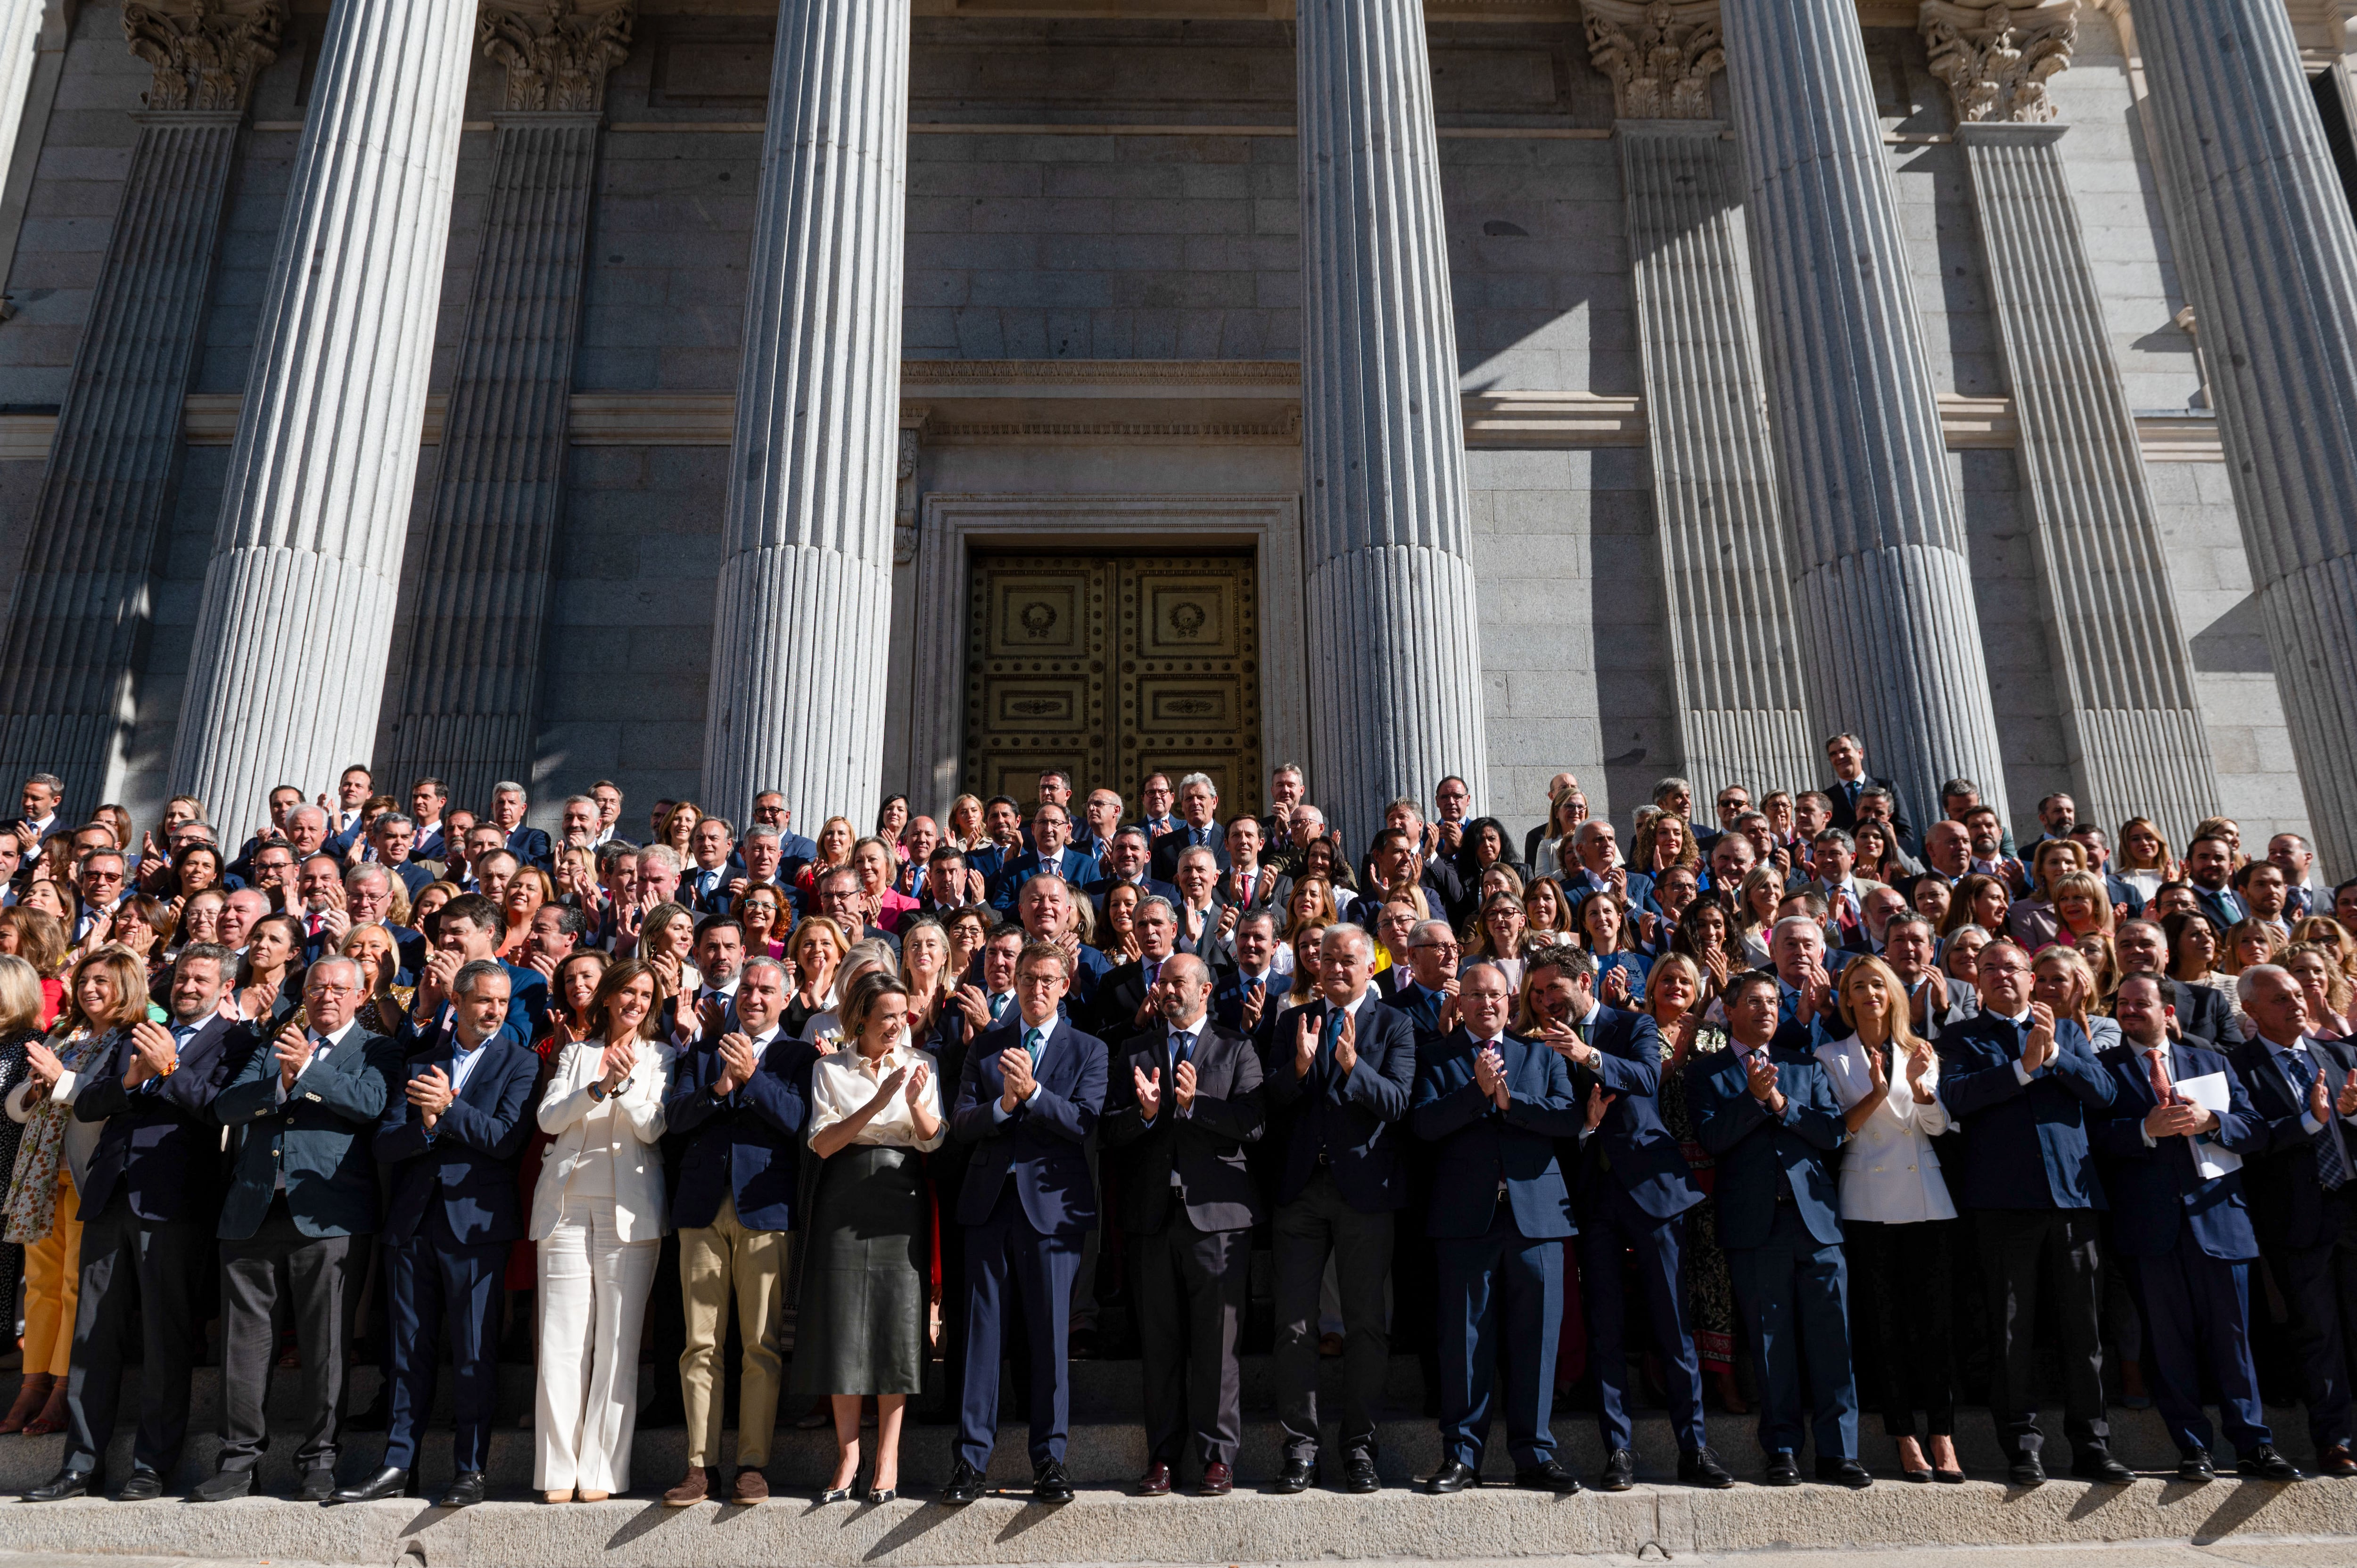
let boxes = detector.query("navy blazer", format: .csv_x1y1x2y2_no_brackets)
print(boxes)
2089,1039,2264,1260
1685,1027,1847,1248
1938,1008,2118,1211
1409,1029,1581,1240
990,846,1104,913
373,1036,538,1246
2165,977,2235,1046
2193,884,2248,934
396,958,549,1054
1262,994,1419,1212
1566,1005,1705,1222
214,1022,400,1240
951,1015,1108,1239
1149,826,1231,884
664,1029,816,1232
74,1015,257,1225
2230,1033,2357,1252
505,825,554,871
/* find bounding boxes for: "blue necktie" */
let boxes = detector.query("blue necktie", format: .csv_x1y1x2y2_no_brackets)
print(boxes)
989,992,1009,1022
1023,1026,1044,1064
2291,1050,2348,1191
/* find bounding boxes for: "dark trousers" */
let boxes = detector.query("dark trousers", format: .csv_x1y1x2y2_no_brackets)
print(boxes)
1272,1169,1393,1463
383,1205,505,1474
1435,1199,1563,1470
1131,1211,1249,1469
64,1196,209,1479
956,1182,1081,1471
2273,1196,2357,1448
2126,1229,2270,1458
217,1197,360,1474
1581,1191,1704,1452
1847,1218,1957,1439
1977,1206,2109,1456
1728,1205,1857,1462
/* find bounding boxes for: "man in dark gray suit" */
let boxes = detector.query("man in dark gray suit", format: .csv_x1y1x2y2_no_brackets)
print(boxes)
197,954,399,1502
1101,953,1264,1496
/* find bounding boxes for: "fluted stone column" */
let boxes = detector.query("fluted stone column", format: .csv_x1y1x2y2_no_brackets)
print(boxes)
1920,0,2217,842
0,1,281,805
2129,0,2357,874
1297,0,1488,850
168,0,473,842
383,0,632,810
700,0,908,829
1720,0,2010,828
1582,0,1819,806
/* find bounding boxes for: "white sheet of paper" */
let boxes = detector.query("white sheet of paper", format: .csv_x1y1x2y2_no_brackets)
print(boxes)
2173,1070,2243,1179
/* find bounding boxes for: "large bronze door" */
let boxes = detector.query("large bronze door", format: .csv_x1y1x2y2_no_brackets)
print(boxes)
964,550,1262,814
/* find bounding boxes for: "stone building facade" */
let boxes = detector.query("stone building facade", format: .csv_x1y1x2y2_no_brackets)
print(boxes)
0,0,2351,861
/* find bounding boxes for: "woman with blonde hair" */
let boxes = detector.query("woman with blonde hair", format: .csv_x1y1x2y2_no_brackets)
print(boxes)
0,908,69,1026
2013,869,2115,953
1733,866,1783,968
1279,876,1340,950
1532,786,1588,882
785,917,850,1037
533,957,672,1503
2292,916,2357,984
943,794,986,853
2220,918,2287,979
1,948,148,1434
658,803,703,863
897,917,955,1036
1632,811,1700,882
805,942,897,1050
2005,840,2090,949
2033,944,2116,1049
1815,954,1959,1482
793,817,858,906
2115,817,2179,901
500,868,555,961
1463,890,1532,991
339,923,417,1037
633,902,701,999
2286,943,2354,1037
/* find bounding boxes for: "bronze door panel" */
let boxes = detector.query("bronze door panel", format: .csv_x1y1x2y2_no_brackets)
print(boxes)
964,559,1110,800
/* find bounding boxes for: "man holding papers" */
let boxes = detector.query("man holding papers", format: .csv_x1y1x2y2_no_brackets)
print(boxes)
2091,973,2299,1483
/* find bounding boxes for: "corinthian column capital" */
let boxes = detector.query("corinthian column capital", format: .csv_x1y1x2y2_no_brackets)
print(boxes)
478,0,635,115
1580,0,1725,121
122,0,284,113
1921,0,2078,123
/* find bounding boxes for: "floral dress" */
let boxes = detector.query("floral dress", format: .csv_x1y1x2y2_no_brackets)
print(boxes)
1658,1022,1737,1372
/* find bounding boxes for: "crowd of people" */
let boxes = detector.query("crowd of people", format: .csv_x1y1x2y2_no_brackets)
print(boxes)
0,740,2350,1508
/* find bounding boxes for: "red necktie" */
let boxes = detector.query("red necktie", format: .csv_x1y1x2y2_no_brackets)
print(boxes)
2147,1047,2175,1106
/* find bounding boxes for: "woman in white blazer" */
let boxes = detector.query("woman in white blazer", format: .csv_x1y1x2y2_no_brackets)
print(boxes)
1814,953,1961,1485
532,956,672,1502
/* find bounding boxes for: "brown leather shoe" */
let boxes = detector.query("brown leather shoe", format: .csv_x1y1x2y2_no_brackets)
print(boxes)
733,1467,770,1504
2322,1445,2357,1478
1197,1461,1233,1496
1135,1462,1173,1496
663,1467,709,1507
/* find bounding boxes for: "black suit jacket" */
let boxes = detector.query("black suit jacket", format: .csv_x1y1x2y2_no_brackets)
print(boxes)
1149,826,1230,884
2231,1033,2357,1253
74,1016,257,1225
2166,977,2235,1046
1825,774,1917,851
1261,994,1418,1212
1100,1019,1264,1233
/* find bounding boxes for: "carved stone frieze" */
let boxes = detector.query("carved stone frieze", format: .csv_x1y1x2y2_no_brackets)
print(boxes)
1921,0,2078,123
1581,0,1725,121
478,0,635,115
122,0,283,113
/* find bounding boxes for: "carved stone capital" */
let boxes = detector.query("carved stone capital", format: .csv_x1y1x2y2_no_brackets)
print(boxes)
1580,0,1724,121
123,0,283,113
478,0,635,115
1921,0,2078,124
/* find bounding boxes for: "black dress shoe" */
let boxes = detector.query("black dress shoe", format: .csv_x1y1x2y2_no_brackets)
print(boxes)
192,1468,255,1503
1343,1454,1380,1494
1272,1456,1316,1494
298,1468,338,1503
326,1466,409,1505
2239,1445,2304,1482
23,1469,93,1503
115,1469,165,1502
1515,1460,1581,1494
2070,1448,2134,1485
2178,1451,2217,1483
1934,1467,1965,1485
938,1460,986,1504
1425,1459,1477,1494
1815,1457,1872,1490
1598,1448,1635,1492
1763,1450,1801,1487
437,1471,487,1508
1679,1448,1735,1489
2009,1452,2046,1488
1032,1461,1074,1504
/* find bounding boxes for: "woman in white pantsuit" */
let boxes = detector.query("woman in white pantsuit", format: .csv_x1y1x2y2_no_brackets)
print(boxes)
533,957,672,1502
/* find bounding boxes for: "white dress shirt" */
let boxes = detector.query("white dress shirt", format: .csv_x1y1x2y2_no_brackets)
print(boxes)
809,1044,947,1152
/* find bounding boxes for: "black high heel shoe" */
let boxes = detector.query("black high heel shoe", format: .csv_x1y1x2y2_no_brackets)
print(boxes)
866,1480,898,1505
817,1481,857,1504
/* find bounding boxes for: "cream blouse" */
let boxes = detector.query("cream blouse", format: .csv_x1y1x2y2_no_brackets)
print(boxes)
808,1043,947,1152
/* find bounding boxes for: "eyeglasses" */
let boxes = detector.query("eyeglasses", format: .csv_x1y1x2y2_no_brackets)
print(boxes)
1410,941,1460,954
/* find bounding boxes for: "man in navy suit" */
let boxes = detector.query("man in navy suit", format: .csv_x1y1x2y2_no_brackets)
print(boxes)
1132,772,1178,845
680,815,738,912
2091,974,2301,1482
1822,732,1913,846
1410,963,1584,1494
487,780,552,871
2118,919,2234,1044
747,790,819,870
1530,948,1731,1490
2231,963,2357,1477
963,796,1026,890
1263,923,1419,1494
1081,827,1179,928
1149,772,1230,883
939,942,1109,1507
2186,832,2249,934
25,946,254,1504
659,957,814,1505
330,961,536,1509
1687,970,1865,1488
1090,895,1186,1051
1561,820,1659,922
400,892,547,1052
1939,938,2128,1487
991,802,1102,914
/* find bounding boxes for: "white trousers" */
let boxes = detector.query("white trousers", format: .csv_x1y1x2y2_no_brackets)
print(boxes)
535,1195,660,1492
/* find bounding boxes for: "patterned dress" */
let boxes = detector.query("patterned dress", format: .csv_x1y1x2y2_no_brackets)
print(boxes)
1658,1022,1737,1372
